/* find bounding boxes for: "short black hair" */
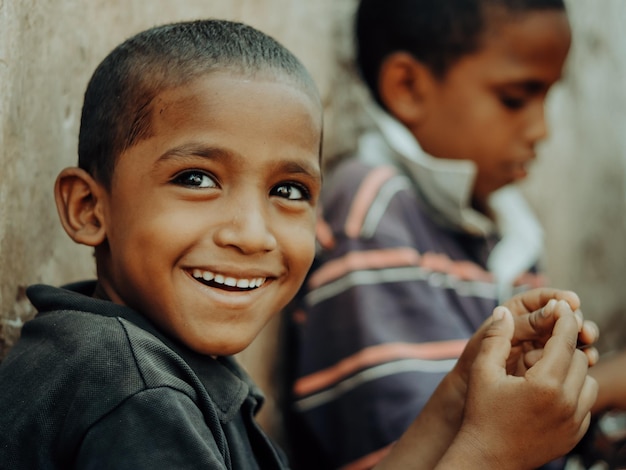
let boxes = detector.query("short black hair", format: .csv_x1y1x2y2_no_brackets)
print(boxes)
355,0,566,105
79,19,319,188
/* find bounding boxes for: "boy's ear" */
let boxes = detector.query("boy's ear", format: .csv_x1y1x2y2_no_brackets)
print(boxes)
54,167,107,247
378,52,433,126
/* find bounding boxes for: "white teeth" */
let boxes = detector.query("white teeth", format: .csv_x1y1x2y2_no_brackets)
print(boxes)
236,279,250,288
192,269,266,289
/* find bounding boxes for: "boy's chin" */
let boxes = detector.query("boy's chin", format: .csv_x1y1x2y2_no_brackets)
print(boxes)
184,332,261,358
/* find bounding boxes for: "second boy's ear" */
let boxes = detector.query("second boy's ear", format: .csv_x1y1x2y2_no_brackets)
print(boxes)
54,167,107,247
378,52,432,126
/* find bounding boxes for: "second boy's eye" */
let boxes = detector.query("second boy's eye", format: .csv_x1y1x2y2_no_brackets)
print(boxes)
172,170,217,189
500,95,526,110
271,183,309,201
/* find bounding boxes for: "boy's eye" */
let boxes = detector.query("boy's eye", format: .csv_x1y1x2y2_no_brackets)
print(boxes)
172,170,217,189
271,183,309,201
500,95,526,110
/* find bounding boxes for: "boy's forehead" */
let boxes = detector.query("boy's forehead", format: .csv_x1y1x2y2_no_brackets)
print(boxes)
448,8,570,82
152,71,322,125
483,6,570,40
115,72,322,170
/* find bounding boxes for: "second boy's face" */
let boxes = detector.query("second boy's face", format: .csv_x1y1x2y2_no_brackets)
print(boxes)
97,73,322,356
411,10,571,209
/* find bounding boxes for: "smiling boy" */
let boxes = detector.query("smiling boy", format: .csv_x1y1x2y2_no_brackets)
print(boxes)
0,18,598,470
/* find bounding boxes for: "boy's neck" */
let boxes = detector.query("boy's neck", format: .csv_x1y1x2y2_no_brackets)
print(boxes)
92,282,111,301
471,197,494,220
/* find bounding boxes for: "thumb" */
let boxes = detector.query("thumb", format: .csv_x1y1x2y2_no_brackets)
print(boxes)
473,306,515,375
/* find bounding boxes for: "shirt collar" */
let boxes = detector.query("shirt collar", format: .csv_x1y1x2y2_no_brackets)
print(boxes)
363,103,495,236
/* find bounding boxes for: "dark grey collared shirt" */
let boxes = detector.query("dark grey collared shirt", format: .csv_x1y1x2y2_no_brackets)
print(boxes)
0,281,288,469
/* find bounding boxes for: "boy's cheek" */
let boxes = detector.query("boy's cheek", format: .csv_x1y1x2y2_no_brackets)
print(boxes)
291,233,317,281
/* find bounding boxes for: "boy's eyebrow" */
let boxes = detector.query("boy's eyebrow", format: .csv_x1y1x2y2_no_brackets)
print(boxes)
274,160,322,181
156,143,225,162
155,143,321,180
497,79,555,94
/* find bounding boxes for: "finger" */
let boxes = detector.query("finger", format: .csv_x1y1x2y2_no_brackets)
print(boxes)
515,300,590,357
572,376,598,441
574,309,584,331
505,288,580,317
577,320,599,348
523,348,544,368
522,341,590,370
574,319,600,367
511,299,559,345
472,306,515,378
583,346,599,367
528,303,580,382
561,348,592,402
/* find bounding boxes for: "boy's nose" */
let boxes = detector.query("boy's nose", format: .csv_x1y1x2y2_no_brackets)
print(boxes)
525,101,549,145
212,201,278,254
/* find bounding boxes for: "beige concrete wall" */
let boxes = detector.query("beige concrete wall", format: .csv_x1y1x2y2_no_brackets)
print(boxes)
1,0,626,440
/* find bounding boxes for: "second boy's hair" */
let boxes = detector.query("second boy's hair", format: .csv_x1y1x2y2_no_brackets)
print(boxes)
355,0,566,107
78,19,319,188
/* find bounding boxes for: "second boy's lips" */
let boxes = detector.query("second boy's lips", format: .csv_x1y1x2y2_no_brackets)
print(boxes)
503,157,533,179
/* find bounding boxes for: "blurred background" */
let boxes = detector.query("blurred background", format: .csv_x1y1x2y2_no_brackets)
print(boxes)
1,0,625,440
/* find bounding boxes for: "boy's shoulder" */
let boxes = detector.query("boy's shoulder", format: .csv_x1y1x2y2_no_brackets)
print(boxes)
6,282,262,405
9,283,207,393
1,283,197,399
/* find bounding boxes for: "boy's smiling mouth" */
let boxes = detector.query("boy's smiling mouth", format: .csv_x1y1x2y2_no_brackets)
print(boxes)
191,268,267,291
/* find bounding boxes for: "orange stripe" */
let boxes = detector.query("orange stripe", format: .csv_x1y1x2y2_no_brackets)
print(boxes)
307,246,500,289
420,252,494,282
293,340,467,397
291,308,307,325
315,210,335,250
340,444,394,470
344,166,397,238
308,247,421,289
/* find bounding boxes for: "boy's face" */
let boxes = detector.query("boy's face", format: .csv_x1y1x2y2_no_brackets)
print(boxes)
97,73,322,356
410,10,571,209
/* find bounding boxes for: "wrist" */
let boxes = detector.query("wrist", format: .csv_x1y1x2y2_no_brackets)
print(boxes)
435,370,467,428
435,428,510,470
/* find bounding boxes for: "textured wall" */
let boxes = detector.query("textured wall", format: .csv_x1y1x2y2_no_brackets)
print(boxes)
1,0,626,441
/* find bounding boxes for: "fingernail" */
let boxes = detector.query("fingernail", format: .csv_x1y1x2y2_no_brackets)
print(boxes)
557,300,572,314
493,306,505,321
543,299,557,315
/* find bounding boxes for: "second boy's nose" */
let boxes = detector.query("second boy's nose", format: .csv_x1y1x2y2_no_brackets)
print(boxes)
525,101,549,145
